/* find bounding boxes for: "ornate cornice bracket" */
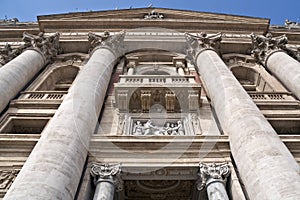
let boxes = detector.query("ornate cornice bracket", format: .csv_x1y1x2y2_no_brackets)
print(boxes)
197,162,230,191
90,162,123,192
88,31,126,58
250,33,288,65
185,32,223,64
22,32,61,61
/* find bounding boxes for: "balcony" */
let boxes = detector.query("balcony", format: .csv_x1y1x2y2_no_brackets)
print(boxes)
248,91,300,109
114,75,201,113
10,91,67,108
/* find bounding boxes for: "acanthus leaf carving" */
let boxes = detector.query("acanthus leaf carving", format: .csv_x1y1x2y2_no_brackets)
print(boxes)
88,31,125,57
90,162,123,192
250,33,288,64
185,32,223,63
22,31,61,61
197,162,230,191
0,43,26,66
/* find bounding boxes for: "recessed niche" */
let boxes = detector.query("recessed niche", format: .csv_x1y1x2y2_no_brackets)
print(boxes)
0,117,50,134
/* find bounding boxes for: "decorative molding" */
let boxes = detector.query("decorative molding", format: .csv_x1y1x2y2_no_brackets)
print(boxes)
144,10,164,20
22,32,61,61
90,163,123,192
197,162,230,191
0,169,19,190
185,32,223,63
88,31,125,57
250,33,288,65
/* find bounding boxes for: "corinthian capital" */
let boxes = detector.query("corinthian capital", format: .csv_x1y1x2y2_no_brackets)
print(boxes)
197,162,230,191
22,32,60,60
88,31,125,57
250,33,288,64
90,163,123,192
185,32,223,62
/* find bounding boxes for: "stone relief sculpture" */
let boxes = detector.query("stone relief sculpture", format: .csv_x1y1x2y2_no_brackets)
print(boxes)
132,120,185,136
144,10,164,19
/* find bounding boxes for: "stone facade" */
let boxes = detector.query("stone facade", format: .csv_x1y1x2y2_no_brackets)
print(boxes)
0,7,300,200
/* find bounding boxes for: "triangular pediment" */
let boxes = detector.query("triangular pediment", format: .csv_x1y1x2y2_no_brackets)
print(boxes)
37,7,269,34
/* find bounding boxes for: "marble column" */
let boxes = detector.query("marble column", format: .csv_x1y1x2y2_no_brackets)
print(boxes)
4,31,125,200
186,33,300,200
251,33,300,99
90,163,122,200
0,32,60,114
197,163,230,200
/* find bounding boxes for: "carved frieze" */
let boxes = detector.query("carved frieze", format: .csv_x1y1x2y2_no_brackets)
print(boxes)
132,120,185,136
185,32,223,63
250,33,288,64
22,31,61,61
88,31,125,57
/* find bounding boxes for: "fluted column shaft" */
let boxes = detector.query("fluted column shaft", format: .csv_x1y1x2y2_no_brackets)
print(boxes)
266,51,300,99
0,49,46,113
195,49,300,199
4,32,124,200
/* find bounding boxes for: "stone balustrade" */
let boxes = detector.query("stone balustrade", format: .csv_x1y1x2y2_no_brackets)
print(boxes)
19,91,67,101
118,75,196,85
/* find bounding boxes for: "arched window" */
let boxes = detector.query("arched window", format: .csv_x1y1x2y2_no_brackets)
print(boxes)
36,65,79,91
231,66,274,92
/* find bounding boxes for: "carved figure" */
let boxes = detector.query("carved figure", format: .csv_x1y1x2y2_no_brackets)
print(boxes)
144,10,164,19
132,121,144,135
143,120,156,135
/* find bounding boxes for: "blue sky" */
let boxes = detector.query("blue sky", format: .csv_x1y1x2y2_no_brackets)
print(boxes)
1,0,299,25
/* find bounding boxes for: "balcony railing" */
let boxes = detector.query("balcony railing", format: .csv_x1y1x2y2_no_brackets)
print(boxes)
248,92,295,101
18,91,67,101
118,75,197,85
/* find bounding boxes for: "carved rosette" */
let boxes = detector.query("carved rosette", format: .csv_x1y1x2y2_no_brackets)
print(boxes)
22,31,61,61
185,32,223,64
197,162,230,191
88,31,125,58
90,163,123,192
250,33,288,65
